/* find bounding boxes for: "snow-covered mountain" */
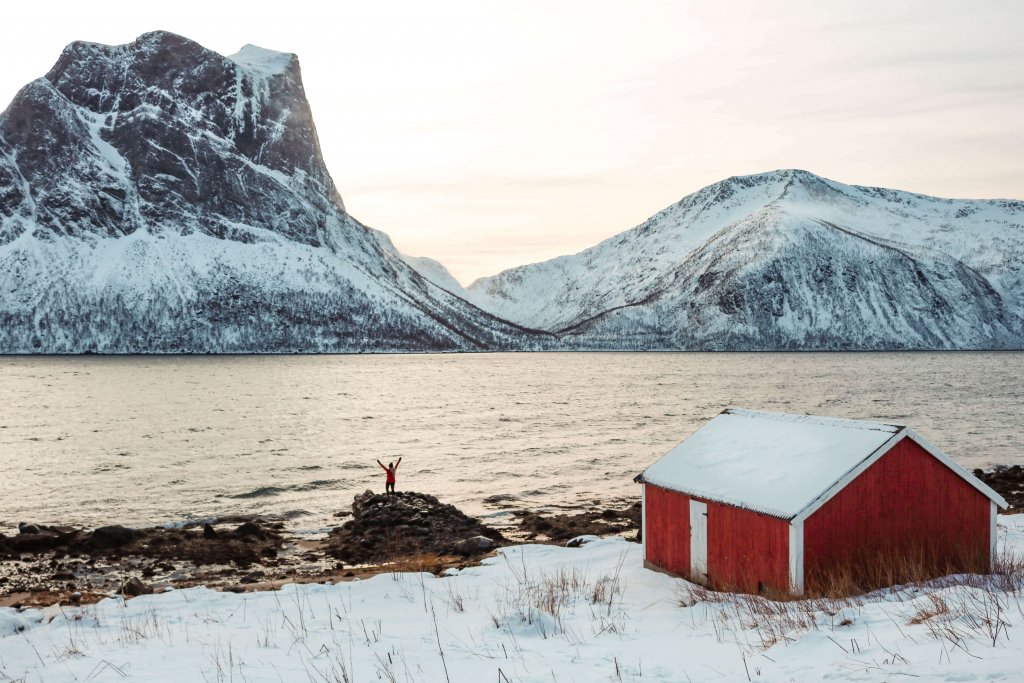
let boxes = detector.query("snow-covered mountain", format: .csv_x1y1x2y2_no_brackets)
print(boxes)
441,170,1024,350
0,31,547,352
3,34,1020,353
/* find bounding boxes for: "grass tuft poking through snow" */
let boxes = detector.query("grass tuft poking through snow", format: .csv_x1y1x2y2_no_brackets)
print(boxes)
2,518,1024,681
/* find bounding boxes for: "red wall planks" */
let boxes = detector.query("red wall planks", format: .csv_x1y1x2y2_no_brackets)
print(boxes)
804,437,991,583
645,484,790,592
706,500,790,593
645,484,690,576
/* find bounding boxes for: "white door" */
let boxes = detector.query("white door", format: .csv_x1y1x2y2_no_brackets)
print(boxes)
690,500,708,583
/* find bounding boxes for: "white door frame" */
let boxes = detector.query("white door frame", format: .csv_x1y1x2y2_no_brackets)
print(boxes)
789,520,805,595
690,499,708,582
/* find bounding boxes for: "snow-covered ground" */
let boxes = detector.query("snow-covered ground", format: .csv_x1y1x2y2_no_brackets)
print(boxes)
3,516,1024,682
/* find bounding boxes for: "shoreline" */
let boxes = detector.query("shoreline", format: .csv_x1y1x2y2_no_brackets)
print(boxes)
0,491,641,609
3,464,1018,611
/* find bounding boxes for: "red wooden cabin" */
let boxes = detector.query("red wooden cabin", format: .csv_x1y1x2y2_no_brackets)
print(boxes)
636,408,1007,594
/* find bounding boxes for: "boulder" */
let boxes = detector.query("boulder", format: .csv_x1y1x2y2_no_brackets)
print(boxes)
8,532,63,553
91,525,135,548
454,536,495,555
232,522,264,539
566,535,601,548
120,577,153,597
351,490,375,520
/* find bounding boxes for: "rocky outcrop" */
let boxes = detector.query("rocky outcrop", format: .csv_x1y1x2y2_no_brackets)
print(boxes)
975,466,1024,513
326,490,505,564
0,520,284,566
516,502,641,543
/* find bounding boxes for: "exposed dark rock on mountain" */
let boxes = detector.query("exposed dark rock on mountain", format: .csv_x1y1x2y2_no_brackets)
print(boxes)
0,31,546,353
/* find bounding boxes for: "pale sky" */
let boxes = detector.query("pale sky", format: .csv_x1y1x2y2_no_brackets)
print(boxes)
3,1,1023,283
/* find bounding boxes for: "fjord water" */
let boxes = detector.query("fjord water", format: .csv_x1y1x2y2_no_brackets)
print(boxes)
1,353,1021,534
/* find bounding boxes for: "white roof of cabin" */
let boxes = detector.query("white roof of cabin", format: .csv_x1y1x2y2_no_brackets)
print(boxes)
639,409,906,519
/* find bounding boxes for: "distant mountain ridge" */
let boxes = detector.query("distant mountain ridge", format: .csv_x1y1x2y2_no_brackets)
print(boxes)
1,31,1020,353
411,170,1024,350
0,31,547,352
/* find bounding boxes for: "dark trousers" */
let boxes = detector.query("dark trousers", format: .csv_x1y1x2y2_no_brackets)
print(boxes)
386,482,395,494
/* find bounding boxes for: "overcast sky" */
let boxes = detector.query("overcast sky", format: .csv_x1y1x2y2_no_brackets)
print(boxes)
3,1,1022,283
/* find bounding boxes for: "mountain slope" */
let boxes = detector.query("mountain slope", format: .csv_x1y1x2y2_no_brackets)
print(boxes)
449,170,1024,350
0,31,546,353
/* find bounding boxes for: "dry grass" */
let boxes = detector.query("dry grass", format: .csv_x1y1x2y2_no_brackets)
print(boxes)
804,543,993,598
489,549,629,639
908,592,950,624
383,552,463,575
677,548,1024,653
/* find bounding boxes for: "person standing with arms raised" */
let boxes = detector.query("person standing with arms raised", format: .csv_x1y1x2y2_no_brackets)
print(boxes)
377,457,402,495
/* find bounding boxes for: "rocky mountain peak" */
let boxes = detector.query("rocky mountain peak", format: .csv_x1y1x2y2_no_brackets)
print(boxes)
0,30,341,247
0,31,543,353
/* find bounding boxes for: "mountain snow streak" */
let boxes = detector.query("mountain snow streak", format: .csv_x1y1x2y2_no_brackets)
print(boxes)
0,33,1021,352
0,32,545,353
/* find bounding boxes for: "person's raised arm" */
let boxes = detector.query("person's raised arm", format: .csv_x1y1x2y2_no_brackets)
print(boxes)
377,459,387,471
395,457,402,470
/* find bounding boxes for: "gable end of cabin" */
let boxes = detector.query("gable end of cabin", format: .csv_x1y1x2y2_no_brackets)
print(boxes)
799,435,995,590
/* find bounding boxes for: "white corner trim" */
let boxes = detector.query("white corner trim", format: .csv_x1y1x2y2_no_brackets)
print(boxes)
905,429,1009,509
789,520,804,595
991,500,998,565
641,484,647,563
791,429,907,524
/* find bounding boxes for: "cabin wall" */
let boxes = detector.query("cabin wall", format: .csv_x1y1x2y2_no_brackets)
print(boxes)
644,484,690,576
706,500,790,593
804,438,992,586
644,484,790,593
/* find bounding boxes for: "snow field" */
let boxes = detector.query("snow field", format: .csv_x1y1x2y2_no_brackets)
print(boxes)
3,516,1024,682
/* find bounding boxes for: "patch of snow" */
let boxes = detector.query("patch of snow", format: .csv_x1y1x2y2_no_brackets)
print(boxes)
0,611,29,636
228,45,295,77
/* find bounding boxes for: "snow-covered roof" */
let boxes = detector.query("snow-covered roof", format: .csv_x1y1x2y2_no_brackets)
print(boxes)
637,408,1006,520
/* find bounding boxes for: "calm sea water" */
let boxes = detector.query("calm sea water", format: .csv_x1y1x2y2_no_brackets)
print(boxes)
1,353,1021,535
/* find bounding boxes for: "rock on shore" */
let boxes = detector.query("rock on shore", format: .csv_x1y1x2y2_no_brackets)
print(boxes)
976,466,1024,513
516,502,642,543
0,519,286,605
0,521,284,566
326,491,505,564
